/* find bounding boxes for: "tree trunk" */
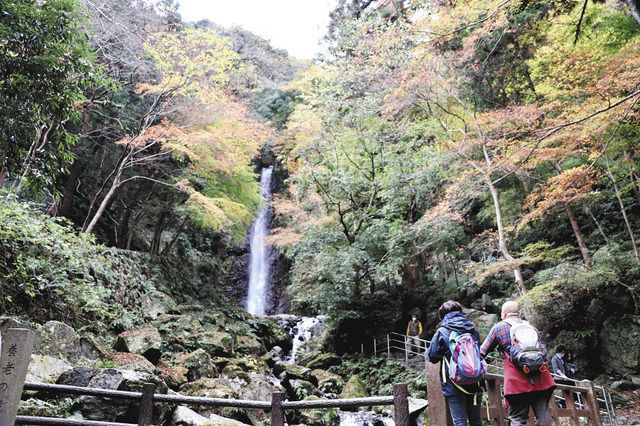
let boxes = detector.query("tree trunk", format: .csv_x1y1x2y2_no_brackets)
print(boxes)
150,210,167,256
83,173,121,234
607,162,640,260
563,203,592,267
628,0,640,26
484,173,527,295
585,206,609,245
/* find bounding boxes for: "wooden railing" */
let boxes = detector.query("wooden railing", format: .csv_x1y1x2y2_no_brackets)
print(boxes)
17,381,411,426
426,362,604,426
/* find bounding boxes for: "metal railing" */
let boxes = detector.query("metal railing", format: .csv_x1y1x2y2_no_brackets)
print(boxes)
17,381,412,426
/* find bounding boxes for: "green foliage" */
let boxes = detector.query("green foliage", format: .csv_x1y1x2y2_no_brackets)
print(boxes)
0,0,102,193
330,355,427,397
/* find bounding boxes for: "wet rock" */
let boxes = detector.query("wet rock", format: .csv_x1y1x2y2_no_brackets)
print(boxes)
26,355,72,384
56,367,99,387
80,369,128,420
155,314,206,352
248,317,291,351
179,349,218,382
234,335,262,355
115,327,162,365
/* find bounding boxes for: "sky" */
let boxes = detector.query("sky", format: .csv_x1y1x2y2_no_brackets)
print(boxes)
179,0,337,59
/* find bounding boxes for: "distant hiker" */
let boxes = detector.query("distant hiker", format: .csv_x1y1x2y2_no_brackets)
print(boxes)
480,301,555,426
551,345,568,379
428,301,485,426
405,314,423,355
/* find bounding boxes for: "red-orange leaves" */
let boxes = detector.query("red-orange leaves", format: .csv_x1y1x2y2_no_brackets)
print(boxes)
520,166,598,228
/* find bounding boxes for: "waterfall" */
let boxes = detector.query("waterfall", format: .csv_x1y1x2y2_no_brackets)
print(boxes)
246,166,274,316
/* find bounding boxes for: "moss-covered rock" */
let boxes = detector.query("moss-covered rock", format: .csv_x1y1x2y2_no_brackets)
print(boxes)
248,317,291,351
299,352,341,370
297,395,339,425
181,378,237,399
110,352,156,374
289,379,317,400
26,355,72,384
339,374,368,398
115,326,162,365
312,369,344,394
273,362,315,383
198,331,234,357
179,349,218,382
234,335,263,355
600,316,640,377
158,364,189,390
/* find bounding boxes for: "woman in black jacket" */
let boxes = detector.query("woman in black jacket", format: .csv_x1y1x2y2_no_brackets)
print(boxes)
428,301,483,426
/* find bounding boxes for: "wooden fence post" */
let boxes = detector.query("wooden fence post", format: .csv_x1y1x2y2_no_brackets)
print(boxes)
271,391,286,426
485,377,506,426
579,380,603,426
0,328,36,425
137,383,156,426
393,383,409,426
563,389,580,426
425,360,452,426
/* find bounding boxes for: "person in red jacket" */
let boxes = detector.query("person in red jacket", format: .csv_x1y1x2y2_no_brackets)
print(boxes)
480,301,556,426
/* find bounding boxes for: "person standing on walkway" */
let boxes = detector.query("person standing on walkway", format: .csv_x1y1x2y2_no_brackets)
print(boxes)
405,314,423,355
480,301,556,426
428,301,484,426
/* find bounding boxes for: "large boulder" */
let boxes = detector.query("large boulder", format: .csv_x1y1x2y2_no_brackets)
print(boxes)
340,375,368,399
169,406,250,426
311,369,344,394
140,291,178,320
297,396,339,425
110,352,156,374
180,378,237,399
34,321,106,363
80,369,168,423
273,362,315,384
56,367,99,387
179,349,218,382
298,352,341,370
234,335,262,355
600,316,640,377
248,317,291,352
158,364,189,390
197,331,233,357
288,379,317,400
115,327,163,365
238,375,280,425
155,314,206,352
26,355,72,384
465,309,498,338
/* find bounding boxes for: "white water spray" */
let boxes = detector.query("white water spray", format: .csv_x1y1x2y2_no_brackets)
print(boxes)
246,166,274,316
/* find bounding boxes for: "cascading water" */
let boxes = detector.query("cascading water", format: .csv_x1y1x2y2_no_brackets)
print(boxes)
245,166,274,316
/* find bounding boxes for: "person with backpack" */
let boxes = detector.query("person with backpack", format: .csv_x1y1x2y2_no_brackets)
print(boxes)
428,301,485,426
480,301,556,426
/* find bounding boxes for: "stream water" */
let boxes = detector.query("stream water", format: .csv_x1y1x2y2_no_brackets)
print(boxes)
245,166,274,316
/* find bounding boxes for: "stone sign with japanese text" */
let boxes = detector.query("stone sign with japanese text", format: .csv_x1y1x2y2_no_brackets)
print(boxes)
0,328,36,424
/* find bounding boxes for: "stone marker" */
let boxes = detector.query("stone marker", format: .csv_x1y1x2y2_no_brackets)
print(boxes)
0,328,37,424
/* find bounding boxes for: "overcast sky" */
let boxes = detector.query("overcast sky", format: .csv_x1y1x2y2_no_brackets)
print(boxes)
179,0,336,59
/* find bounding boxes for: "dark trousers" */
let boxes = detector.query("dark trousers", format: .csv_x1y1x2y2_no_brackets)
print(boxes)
505,390,553,426
446,393,482,426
